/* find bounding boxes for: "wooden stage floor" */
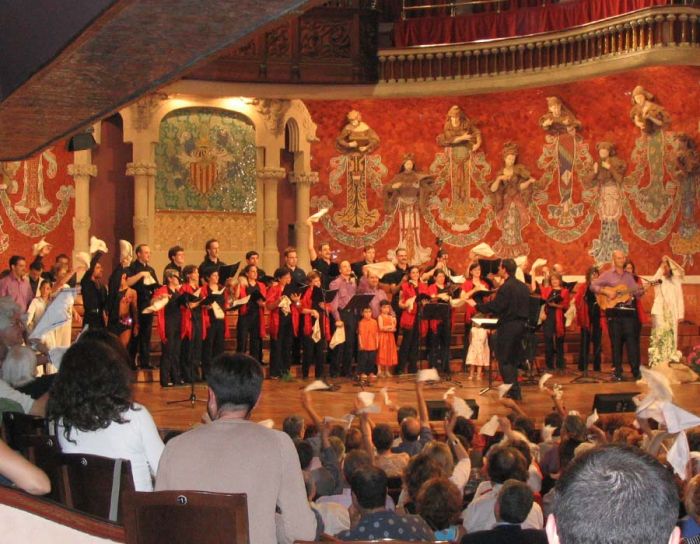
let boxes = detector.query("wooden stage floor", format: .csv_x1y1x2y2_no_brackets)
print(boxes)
133,370,700,433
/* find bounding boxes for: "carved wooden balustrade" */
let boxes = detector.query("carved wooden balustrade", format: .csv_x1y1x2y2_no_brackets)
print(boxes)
186,1,379,84
378,5,700,84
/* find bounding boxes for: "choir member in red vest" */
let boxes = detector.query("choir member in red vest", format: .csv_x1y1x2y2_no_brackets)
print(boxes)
540,272,570,372
234,264,267,362
180,265,209,383
266,267,300,378
153,269,183,387
300,271,331,379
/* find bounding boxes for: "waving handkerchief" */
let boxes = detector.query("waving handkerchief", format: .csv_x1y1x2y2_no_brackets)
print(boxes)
143,296,169,314
480,415,500,437
364,261,396,278
89,236,108,255
634,394,665,424
586,409,599,429
75,251,90,269
539,373,553,390
357,391,381,414
449,275,466,284
497,383,513,399
142,274,157,286
29,288,78,340
443,387,456,400
451,396,473,419
308,207,329,223
380,387,393,406
667,431,690,480
640,367,674,402
417,368,440,382
531,257,547,271
324,414,355,429
565,304,576,328
119,239,133,262
662,403,700,433
471,243,495,258
258,419,275,429
541,424,556,443
279,295,292,316
32,238,51,257
329,326,345,349
311,319,322,343
405,296,416,312
304,380,331,392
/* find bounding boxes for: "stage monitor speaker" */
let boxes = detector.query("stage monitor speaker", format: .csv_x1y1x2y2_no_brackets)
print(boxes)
592,392,640,414
426,399,479,421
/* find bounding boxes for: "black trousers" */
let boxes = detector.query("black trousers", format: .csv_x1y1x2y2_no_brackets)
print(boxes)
181,312,203,383
292,318,303,365
607,316,641,378
428,320,451,374
495,320,526,398
270,316,293,377
84,312,105,330
303,335,326,379
579,321,602,371
236,311,262,362
135,313,153,367
202,316,225,377
398,324,420,374
543,313,564,370
330,308,357,377
160,319,182,386
357,350,377,375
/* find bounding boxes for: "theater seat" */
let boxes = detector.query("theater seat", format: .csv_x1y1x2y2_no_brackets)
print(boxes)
122,490,249,544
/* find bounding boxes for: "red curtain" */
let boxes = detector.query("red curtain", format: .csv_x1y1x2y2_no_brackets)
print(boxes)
394,0,671,47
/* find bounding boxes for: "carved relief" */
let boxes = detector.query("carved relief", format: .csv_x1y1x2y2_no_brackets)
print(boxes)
131,93,168,132
300,20,351,58
266,24,291,58
153,212,256,252
250,99,291,136
67,164,97,178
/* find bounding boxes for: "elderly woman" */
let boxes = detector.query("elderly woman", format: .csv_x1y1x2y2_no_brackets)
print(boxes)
48,336,164,491
0,297,48,416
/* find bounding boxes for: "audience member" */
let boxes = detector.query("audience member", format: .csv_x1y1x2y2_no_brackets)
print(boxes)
416,477,465,542
48,337,164,491
0,256,33,311
462,479,547,544
680,474,700,541
302,471,350,537
336,465,434,541
547,444,680,544
155,353,317,544
391,382,433,456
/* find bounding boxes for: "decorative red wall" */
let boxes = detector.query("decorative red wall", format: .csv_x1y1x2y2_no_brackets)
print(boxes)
306,66,700,279
0,142,75,268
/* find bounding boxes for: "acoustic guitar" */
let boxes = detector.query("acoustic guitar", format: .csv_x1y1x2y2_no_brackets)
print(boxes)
596,279,661,311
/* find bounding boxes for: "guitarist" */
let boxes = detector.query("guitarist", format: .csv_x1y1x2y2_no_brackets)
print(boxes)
592,250,642,381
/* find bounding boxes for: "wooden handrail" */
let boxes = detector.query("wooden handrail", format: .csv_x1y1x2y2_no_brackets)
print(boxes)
379,4,700,83
0,485,126,542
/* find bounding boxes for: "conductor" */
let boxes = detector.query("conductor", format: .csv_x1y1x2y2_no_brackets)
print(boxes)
471,258,530,400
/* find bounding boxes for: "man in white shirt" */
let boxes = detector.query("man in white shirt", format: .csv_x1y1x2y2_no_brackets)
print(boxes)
463,445,543,533
156,353,318,544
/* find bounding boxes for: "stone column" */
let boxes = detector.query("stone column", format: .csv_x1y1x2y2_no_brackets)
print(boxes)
289,171,319,271
258,167,286,273
126,162,156,246
67,151,97,257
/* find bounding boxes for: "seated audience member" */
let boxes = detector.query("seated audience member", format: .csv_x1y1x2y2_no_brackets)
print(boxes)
463,446,543,533
344,427,363,453
547,444,681,544
303,471,350,537
371,423,409,478
155,353,317,544
48,337,164,492
462,480,547,544
680,474,700,541
0,297,48,416
283,414,306,441
336,465,434,541
0,438,51,495
391,382,434,456
416,477,465,542
402,452,449,513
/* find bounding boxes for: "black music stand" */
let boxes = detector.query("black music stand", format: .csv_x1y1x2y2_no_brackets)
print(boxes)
421,302,451,377
520,296,545,386
168,292,207,407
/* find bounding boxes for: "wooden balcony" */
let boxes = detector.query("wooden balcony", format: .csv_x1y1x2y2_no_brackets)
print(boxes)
378,5,700,90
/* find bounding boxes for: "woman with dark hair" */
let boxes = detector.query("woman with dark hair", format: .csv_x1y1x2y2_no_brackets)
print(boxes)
266,267,298,378
397,266,426,374
180,265,207,383
415,477,464,542
540,272,570,372
200,268,225,378
425,269,453,375
48,338,164,491
575,266,602,373
235,264,267,361
463,262,491,380
299,271,330,379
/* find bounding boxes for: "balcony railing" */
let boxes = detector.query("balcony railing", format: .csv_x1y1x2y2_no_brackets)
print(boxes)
379,5,700,83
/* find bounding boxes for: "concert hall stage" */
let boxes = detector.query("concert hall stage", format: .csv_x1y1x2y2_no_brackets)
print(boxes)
134,371,700,434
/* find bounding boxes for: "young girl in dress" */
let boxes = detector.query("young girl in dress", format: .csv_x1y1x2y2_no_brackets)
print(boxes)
376,300,397,378
462,262,490,380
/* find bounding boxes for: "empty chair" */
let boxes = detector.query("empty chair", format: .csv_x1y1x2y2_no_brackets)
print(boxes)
57,452,134,523
122,490,249,544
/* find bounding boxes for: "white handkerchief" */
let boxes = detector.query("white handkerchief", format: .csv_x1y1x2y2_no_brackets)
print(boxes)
497,383,513,399
640,367,674,402
480,415,500,437
329,326,345,349
417,368,440,382
451,396,473,419
119,239,133,261
539,373,553,390
28,289,78,340
662,403,700,434
405,296,416,312
586,409,599,429
211,302,225,320
471,243,495,258
667,431,690,480
48,347,69,371
308,207,329,223
231,295,251,309
279,295,292,316
568,410,581,417
357,392,380,414
565,304,576,328
89,235,108,255
143,296,169,314
143,274,156,286
32,238,51,257
75,251,90,269
311,319,322,343
541,424,556,443
258,419,274,429
449,275,466,284
514,255,528,267
531,257,547,270
635,394,665,424
442,387,456,400
365,261,396,278
450,298,466,308
552,384,564,400
304,380,331,392
324,414,355,429
380,387,392,406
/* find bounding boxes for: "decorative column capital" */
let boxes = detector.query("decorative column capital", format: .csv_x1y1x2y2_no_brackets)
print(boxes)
289,171,319,187
126,162,157,177
256,167,286,182
67,163,97,178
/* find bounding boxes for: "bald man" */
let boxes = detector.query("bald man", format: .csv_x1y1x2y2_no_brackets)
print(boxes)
591,250,642,381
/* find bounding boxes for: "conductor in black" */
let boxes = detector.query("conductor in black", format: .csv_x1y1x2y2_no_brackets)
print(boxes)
473,258,530,400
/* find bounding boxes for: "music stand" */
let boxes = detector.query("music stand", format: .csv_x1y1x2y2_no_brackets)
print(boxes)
421,302,451,377
168,292,207,407
520,296,545,386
